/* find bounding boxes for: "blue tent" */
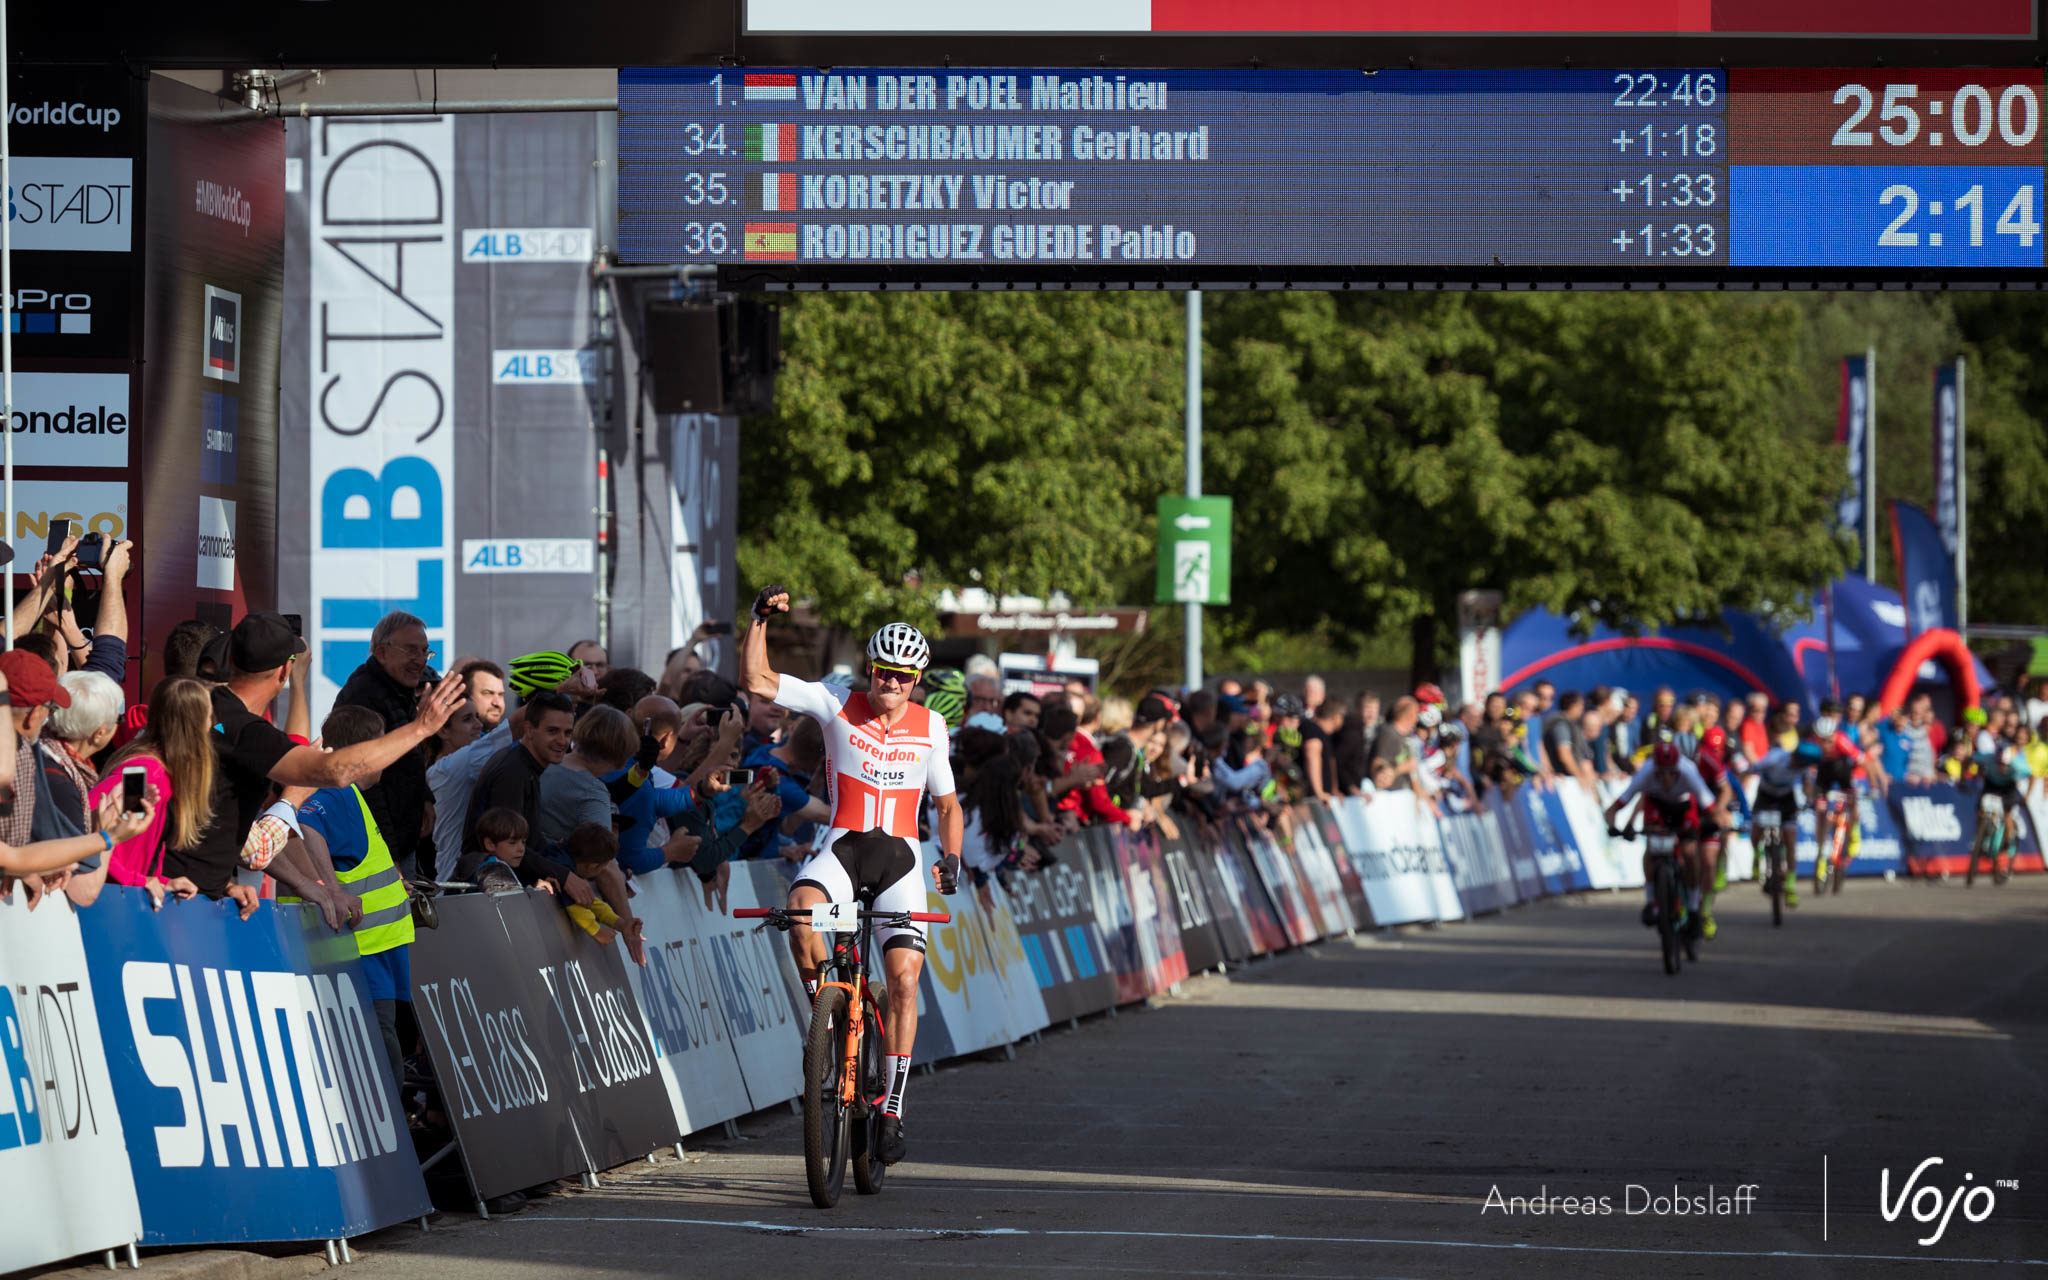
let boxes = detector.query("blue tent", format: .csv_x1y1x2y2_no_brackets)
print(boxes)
1499,575,1991,710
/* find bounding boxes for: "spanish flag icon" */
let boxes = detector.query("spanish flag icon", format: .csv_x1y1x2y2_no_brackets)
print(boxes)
745,223,798,261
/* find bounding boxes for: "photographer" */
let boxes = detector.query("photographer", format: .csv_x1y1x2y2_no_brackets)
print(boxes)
13,531,133,683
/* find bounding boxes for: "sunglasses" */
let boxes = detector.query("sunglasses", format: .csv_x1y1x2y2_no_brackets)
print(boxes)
869,663,921,685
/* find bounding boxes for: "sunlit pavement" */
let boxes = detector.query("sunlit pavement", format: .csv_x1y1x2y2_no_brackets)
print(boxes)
347,875,2048,1278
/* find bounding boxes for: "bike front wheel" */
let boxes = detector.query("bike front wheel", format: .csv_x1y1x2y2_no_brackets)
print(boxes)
803,985,852,1208
851,1002,889,1195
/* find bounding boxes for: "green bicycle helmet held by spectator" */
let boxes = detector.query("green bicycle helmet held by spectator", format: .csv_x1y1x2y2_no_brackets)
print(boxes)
509,650,580,698
924,667,968,730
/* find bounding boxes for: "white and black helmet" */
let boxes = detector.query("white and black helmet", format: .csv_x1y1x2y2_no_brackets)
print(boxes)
867,622,931,671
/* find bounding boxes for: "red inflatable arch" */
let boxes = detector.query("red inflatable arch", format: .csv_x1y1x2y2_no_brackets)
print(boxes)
1877,628,1981,715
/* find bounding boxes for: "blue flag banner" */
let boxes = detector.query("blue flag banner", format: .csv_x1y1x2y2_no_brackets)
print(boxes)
77,890,432,1245
1838,354,1873,565
1889,500,1957,637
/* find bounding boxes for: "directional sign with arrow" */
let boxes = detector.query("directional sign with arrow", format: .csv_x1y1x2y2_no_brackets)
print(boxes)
1157,496,1232,605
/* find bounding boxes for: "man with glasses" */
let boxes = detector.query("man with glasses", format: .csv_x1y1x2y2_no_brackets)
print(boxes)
335,610,439,880
741,585,964,1168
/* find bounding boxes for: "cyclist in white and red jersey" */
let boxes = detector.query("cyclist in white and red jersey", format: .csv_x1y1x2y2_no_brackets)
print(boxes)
741,585,963,1167
1604,742,1718,932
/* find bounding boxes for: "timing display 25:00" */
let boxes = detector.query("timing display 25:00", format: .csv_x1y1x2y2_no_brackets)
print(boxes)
617,66,2048,274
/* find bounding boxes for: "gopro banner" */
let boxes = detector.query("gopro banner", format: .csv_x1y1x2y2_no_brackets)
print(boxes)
1889,500,1958,637
0,896,144,1273
1838,354,1873,568
76,890,432,1245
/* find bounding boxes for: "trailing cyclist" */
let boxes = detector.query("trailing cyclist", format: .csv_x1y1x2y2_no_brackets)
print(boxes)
1802,699,1882,884
1604,742,1718,936
1744,707,1807,909
741,585,964,1167
1967,706,2024,883
1691,725,1741,939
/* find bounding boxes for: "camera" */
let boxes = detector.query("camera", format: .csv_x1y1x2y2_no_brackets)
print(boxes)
73,531,107,569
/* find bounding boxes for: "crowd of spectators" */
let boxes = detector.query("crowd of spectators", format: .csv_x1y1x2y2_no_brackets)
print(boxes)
4,548,2044,1207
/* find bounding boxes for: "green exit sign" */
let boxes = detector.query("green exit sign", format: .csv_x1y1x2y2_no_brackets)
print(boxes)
1156,496,1232,605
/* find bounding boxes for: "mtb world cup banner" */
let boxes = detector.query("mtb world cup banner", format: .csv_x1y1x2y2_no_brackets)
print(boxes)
77,890,431,1244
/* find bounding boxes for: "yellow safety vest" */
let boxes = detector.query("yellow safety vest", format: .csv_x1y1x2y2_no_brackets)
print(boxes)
282,785,415,957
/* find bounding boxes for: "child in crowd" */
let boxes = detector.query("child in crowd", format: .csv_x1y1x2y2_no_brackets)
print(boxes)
562,822,646,963
472,807,529,888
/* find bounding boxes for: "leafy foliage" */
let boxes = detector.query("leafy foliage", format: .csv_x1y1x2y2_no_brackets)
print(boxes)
741,289,2044,685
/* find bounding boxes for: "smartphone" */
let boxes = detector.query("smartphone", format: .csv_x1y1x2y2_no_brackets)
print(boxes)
283,613,303,637
721,768,754,788
122,765,147,817
704,620,734,637
44,520,72,557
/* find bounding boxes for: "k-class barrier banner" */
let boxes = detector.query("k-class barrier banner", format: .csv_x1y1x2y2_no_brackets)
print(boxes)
410,891,681,1202
620,869,759,1136
78,889,433,1244
1156,831,1228,973
1,894,144,1272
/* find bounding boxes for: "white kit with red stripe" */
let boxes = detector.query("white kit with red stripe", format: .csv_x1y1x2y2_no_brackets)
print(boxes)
775,674,956,840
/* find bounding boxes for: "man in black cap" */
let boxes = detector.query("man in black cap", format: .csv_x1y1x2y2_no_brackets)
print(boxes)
162,612,469,909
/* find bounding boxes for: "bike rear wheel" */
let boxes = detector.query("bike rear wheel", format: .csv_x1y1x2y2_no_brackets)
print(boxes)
1767,835,1783,928
803,985,851,1209
1655,861,1682,976
851,1002,889,1195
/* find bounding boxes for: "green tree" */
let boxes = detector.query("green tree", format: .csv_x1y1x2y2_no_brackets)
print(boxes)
1202,292,1855,683
737,293,1186,632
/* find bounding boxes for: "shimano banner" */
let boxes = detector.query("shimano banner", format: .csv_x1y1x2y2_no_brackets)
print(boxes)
77,890,432,1245
0,896,143,1273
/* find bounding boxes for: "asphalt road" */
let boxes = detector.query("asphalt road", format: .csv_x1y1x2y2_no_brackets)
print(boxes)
345,875,2048,1279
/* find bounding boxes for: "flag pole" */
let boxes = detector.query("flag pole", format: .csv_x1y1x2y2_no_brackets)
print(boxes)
1955,356,1968,638
1864,344,1877,581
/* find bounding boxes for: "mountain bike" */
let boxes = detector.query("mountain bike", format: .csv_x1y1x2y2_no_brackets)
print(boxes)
734,900,951,1208
1752,809,1789,927
1612,817,1689,976
1813,788,1851,897
1966,789,2013,887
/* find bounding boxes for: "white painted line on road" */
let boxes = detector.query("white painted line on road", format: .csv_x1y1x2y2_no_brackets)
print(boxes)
502,1214,2046,1266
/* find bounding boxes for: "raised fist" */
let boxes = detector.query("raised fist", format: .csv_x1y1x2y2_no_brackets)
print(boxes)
753,585,791,620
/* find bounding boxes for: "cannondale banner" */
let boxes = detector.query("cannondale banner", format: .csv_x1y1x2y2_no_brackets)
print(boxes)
1837,354,1873,571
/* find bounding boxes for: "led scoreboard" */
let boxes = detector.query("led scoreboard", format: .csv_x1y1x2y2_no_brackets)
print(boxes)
617,67,2048,280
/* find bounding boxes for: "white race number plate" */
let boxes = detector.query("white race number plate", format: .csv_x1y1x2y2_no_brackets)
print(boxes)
810,902,859,932
1647,833,1678,854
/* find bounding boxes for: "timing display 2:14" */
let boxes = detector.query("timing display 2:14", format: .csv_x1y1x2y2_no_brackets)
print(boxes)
1878,182,2040,248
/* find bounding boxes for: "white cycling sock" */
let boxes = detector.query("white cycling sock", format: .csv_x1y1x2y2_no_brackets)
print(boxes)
1643,882,1656,903
1685,887,1702,911
883,1054,912,1118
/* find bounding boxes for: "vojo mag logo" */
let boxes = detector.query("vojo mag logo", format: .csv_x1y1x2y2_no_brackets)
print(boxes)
203,284,241,383
1881,1157,2010,1247
8,286,93,337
